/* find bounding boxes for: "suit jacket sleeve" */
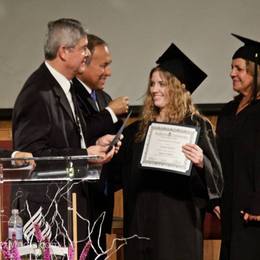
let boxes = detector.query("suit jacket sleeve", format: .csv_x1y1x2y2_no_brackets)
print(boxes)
0,148,13,168
0,148,12,158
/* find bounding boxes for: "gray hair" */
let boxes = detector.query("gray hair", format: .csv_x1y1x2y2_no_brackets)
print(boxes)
44,18,87,60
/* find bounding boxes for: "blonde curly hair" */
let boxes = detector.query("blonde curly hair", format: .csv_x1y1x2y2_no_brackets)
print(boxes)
136,66,201,142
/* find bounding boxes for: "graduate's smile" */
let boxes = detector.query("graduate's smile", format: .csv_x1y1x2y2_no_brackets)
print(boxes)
150,71,169,109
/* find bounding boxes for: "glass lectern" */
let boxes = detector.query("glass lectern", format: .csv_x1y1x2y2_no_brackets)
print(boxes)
0,155,101,259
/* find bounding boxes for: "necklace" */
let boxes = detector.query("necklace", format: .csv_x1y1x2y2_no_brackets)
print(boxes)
236,100,250,114
236,93,260,114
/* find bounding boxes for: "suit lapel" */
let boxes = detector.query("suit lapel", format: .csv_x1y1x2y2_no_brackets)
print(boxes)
53,85,78,125
96,91,107,110
74,78,99,112
53,83,89,145
42,67,76,125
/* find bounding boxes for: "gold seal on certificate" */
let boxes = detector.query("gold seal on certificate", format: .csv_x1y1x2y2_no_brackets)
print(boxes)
140,122,200,176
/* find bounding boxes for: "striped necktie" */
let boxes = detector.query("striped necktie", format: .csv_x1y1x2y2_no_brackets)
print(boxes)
90,90,97,102
70,83,86,148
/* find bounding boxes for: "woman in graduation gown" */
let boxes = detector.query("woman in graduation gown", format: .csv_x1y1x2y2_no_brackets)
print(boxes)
216,34,260,260
106,43,223,260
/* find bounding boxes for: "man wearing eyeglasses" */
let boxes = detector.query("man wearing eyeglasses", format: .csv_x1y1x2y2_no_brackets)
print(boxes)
12,18,120,256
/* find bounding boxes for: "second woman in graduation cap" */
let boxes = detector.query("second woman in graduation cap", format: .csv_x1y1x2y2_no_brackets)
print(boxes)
216,34,260,260
105,43,223,260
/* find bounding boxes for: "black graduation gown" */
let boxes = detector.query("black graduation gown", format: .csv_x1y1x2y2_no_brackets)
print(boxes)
217,99,260,260
106,115,223,260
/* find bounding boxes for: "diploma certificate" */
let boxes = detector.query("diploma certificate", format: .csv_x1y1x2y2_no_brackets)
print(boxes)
140,122,200,176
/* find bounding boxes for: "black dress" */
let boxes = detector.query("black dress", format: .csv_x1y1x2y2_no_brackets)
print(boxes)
106,115,223,260
217,99,260,260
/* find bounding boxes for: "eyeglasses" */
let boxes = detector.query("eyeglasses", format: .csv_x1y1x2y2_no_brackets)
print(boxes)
66,45,90,56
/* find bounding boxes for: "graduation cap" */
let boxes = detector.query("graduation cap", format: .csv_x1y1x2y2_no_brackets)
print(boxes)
232,33,260,64
156,43,207,94
232,33,260,99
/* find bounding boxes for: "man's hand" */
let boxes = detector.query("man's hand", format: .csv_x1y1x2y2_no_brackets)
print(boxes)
241,211,260,222
108,96,129,115
87,144,115,164
14,152,36,168
96,134,122,154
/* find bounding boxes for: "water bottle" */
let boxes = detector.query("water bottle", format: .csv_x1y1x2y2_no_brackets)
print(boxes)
8,209,23,246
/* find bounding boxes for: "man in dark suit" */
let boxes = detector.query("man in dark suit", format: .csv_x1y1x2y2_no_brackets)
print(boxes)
12,19,118,255
73,34,129,259
73,34,129,145
13,20,115,159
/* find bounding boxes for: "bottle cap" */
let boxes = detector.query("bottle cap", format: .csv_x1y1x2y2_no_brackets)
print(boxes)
11,209,19,214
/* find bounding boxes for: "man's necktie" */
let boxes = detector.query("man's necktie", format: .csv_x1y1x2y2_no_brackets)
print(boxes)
70,84,80,127
70,83,86,147
90,90,100,111
90,90,97,102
